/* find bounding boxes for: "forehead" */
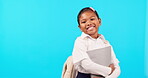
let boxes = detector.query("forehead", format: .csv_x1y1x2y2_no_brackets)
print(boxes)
79,10,97,20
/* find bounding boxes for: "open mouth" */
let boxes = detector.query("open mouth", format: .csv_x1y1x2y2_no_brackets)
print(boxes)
86,26,95,31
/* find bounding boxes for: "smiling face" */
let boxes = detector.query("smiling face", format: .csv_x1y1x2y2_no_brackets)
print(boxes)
78,10,101,38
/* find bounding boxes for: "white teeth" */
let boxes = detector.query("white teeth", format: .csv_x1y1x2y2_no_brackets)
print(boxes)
87,26,94,31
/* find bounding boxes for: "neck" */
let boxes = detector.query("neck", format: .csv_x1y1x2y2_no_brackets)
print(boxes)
90,33,99,39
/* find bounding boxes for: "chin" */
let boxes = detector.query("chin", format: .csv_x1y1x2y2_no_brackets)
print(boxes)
87,32,96,35
87,31,97,35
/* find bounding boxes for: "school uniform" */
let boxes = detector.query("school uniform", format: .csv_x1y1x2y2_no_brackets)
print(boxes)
72,32,121,78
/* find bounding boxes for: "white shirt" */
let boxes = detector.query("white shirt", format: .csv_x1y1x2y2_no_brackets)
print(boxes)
72,32,121,78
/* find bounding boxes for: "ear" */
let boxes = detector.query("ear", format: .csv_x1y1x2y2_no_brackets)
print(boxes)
98,18,101,25
78,25,83,32
78,25,80,28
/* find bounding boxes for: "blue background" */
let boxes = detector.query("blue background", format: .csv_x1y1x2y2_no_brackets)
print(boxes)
0,0,147,78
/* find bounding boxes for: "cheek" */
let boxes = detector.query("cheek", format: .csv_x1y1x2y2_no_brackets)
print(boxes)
79,25,85,29
79,25,86,31
95,21,101,26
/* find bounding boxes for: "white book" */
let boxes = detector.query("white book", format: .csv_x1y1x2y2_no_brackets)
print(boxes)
86,46,111,66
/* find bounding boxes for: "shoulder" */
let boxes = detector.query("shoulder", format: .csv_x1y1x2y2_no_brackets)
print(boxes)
99,34,105,40
74,36,88,47
99,34,110,44
75,36,87,43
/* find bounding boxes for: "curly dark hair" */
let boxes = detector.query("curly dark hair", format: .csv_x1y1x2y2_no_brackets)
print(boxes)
77,7,100,25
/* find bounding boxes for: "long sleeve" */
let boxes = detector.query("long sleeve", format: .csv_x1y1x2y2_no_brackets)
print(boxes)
72,33,121,78
81,58,111,77
106,47,121,78
72,37,111,77
106,64,121,78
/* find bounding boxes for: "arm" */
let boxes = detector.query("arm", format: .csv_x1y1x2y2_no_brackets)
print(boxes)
72,38,111,77
100,35,121,77
106,47,121,78
81,58,112,77
74,58,112,77
106,64,121,78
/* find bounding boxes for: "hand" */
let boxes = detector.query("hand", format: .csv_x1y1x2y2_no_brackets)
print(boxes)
109,64,115,75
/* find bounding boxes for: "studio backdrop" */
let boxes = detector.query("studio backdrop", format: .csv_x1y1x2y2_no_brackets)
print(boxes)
0,0,148,78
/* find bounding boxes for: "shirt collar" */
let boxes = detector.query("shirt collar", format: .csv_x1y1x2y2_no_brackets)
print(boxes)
80,32,102,40
81,32,91,39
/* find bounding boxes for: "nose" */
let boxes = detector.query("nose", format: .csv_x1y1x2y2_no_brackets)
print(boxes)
87,21,92,26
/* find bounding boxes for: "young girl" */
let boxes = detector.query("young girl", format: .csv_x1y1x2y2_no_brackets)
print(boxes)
72,7,121,78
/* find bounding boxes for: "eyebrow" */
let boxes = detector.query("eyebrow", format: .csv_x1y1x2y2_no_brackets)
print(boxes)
80,16,96,21
90,16,95,18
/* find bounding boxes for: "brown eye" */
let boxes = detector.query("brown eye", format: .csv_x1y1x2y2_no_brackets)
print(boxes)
81,21,86,23
90,18,95,21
